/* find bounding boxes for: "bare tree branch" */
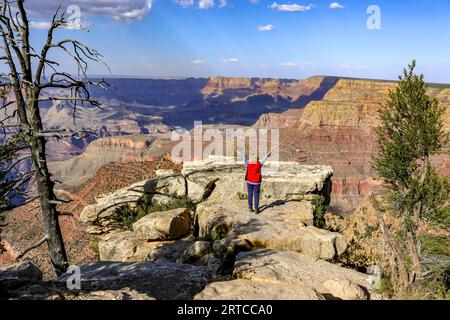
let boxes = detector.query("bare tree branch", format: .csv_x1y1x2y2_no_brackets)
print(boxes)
16,235,48,260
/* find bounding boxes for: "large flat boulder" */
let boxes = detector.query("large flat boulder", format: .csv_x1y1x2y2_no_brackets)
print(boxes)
80,180,148,223
196,200,346,260
195,249,371,300
194,279,324,300
80,175,186,223
57,261,208,300
132,208,190,241
98,231,193,262
234,249,370,300
182,160,333,203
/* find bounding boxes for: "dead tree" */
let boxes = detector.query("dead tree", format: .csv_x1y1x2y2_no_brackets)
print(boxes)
0,0,108,276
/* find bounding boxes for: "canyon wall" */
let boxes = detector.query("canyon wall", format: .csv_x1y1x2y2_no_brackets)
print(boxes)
49,134,175,186
277,78,450,212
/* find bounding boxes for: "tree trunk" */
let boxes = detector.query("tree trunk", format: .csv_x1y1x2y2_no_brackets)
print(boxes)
407,231,421,284
28,91,68,276
30,135,68,276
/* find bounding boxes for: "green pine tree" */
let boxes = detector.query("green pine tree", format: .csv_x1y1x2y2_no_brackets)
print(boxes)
372,60,450,292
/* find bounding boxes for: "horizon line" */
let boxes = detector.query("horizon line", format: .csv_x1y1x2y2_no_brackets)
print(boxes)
82,74,450,86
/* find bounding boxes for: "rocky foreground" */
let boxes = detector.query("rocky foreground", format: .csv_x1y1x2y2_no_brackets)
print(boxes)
1,159,379,300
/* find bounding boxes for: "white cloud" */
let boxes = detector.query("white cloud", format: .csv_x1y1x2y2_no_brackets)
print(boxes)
23,0,152,21
219,0,228,7
192,59,206,64
329,2,344,9
199,0,215,9
173,0,194,7
270,2,315,12
175,0,228,10
258,24,274,31
221,57,239,63
30,21,52,30
249,0,260,3
280,61,315,67
30,19,89,30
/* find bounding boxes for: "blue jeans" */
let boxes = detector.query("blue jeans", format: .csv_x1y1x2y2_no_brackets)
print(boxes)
247,183,261,210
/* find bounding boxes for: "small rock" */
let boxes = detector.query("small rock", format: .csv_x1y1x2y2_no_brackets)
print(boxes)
212,238,254,261
133,208,190,241
323,279,369,300
177,241,211,264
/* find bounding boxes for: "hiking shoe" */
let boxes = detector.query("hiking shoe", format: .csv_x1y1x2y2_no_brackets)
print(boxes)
248,208,254,213
255,209,260,214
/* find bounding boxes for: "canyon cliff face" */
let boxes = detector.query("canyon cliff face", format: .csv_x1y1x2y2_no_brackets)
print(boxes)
38,76,337,162
5,76,448,212
49,134,176,186
201,76,332,102
41,100,171,161
48,77,449,212
253,109,303,129
276,79,450,212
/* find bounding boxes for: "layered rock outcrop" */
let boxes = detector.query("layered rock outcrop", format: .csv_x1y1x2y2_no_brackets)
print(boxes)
80,159,333,223
195,249,370,300
182,159,333,203
196,200,346,260
253,109,303,129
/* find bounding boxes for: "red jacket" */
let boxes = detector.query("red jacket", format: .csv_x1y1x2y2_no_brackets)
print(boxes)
246,161,262,184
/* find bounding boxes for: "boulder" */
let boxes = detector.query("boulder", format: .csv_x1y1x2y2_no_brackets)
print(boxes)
80,180,147,223
196,200,345,260
182,159,333,203
212,238,255,261
80,175,186,223
177,241,211,264
133,208,190,241
194,279,324,300
98,231,193,262
233,249,371,300
144,174,187,205
0,261,43,292
98,231,138,262
0,261,43,282
57,261,208,300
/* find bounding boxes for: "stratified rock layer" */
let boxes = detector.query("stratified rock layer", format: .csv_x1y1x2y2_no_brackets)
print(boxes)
197,200,346,260
195,249,370,300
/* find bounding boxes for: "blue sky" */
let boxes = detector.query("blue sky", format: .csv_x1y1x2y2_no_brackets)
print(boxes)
22,0,450,82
